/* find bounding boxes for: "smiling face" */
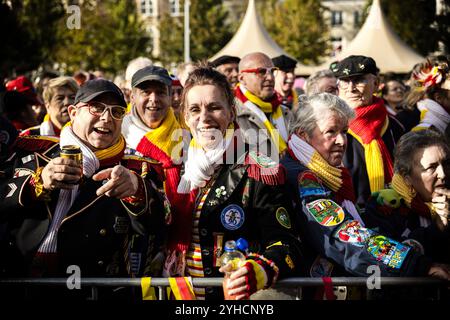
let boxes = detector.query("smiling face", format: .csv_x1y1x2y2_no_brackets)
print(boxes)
216,62,239,88
68,93,123,151
405,145,450,202
239,54,275,101
184,84,234,150
131,81,171,129
302,111,348,167
338,74,378,109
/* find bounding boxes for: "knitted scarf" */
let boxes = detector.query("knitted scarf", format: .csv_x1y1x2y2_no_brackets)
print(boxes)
288,133,363,224
39,114,60,136
38,124,125,253
348,97,394,193
391,173,436,226
235,83,288,153
412,99,450,133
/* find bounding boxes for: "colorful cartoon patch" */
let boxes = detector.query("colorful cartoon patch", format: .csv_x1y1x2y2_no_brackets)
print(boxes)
298,171,328,198
221,204,245,230
276,207,291,229
366,235,411,269
305,199,345,227
334,220,373,246
310,255,334,277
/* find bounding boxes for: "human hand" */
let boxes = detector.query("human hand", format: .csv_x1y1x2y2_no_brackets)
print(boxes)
92,165,139,199
432,188,450,231
428,263,450,281
41,157,83,191
219,263,249,300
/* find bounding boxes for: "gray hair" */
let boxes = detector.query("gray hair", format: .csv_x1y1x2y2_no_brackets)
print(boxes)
394,130,450,177
290,93,355,136
305,69,336,96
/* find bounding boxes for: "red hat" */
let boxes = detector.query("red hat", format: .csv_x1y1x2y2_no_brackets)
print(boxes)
6,76,43,105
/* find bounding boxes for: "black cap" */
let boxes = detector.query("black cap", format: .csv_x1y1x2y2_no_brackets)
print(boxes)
210,55,241,68
131,65,172,88
331,55,378,79
272,55,297,72
74,79,127,108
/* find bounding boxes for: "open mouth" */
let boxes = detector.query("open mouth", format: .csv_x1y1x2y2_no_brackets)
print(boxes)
145,106,160,112
93,127,111,135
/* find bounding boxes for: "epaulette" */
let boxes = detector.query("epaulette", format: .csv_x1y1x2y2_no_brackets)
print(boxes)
122,154,165,181
245,151,286,186
13,135,59,152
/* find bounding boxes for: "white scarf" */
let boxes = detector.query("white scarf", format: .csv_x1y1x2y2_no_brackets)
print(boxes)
414,99,450,133
121,106,152,150
289,134,364,226
37,126,100,253
177,127,234,194
39,115,56,136
239,84,289,142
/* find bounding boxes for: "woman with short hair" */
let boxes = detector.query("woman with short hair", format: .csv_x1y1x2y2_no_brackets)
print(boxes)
281,93,450,286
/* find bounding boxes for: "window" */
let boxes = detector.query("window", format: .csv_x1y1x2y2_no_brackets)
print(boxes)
331,11,343,26
169,0,181,17
141,0,155,17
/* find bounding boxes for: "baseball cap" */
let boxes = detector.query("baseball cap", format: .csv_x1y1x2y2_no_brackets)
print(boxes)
331,55,378,79
5,76,43,105
74,79,127,108
131,65,172,88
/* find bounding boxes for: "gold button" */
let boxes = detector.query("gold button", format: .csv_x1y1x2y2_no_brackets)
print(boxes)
99,229,107,236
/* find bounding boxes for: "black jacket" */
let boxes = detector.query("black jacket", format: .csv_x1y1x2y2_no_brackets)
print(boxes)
188,149,303,300
282,153,432,278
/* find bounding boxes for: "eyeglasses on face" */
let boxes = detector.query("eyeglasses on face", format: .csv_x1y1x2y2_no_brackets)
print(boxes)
338,76,369,89
240,67,279,78
78,101,126,120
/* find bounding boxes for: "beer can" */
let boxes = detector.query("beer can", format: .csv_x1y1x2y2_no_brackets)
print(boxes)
60,145,83,166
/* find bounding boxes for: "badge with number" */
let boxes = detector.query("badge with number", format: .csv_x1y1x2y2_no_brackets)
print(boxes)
305,199,345,227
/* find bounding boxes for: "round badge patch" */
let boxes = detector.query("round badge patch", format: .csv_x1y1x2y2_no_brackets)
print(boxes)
276,207,291,229
221,204,245,230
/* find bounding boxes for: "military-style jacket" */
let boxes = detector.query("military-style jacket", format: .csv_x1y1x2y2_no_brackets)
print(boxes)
344,114,404,207
365,196,450,264
0,136,167,294
281,154,432,278
189,150,303,300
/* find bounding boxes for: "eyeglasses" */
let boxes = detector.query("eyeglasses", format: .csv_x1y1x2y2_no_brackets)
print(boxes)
337,76,369,90
78,101,127,120
240,67,279,78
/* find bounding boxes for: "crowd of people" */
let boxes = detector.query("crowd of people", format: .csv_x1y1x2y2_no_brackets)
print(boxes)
0,51,449,301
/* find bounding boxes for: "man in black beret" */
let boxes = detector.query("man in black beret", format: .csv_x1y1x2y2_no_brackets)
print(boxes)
211,55,240,88
272,54,298,110
332,55,404,207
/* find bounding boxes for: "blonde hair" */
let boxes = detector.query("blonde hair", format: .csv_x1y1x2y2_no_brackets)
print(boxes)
42,76,79,104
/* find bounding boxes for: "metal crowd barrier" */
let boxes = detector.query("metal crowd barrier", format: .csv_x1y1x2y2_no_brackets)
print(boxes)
1,277,448,300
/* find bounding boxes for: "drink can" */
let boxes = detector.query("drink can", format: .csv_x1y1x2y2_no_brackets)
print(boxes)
60,145,83,166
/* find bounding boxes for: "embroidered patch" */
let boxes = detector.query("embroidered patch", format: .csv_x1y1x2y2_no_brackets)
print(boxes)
402,239,425,255
248,151,277,168
334,220,373,246
276,207,291,229
366,235,410,269
305,199,345,227
220,204,245,230
298,171,327,198
13,168,34,178
6,183,17,198
310,255,334,277
113,216,130,234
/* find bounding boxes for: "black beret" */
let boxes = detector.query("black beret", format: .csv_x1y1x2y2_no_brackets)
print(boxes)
331,55,378,79
272,55,297,72
210,55,241,68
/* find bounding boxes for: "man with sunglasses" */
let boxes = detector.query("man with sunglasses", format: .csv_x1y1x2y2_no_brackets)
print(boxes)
0,79,167,299
235,52,292,159
333,55,404,208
